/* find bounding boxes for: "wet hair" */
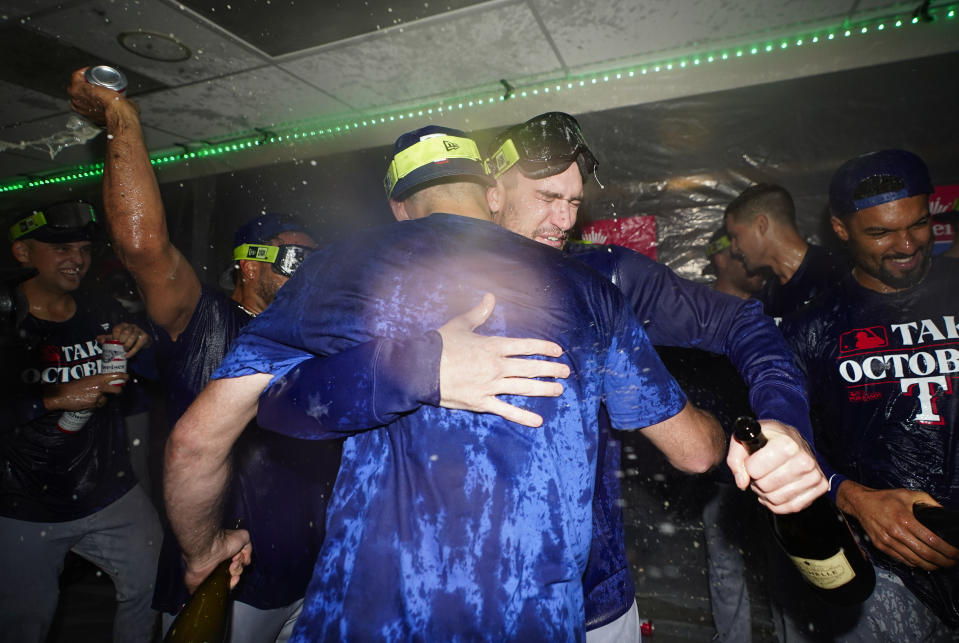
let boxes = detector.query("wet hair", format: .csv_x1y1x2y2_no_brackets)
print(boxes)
725,183,796,227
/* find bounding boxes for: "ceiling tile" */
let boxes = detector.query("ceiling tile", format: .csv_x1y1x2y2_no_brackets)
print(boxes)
178,0,489,57
0,79,66,126
0,0,64,18
134,67,349,142
26,0,265,86
854,1,916,11
0,148,61,180
280,3,561,111
538,0,871,69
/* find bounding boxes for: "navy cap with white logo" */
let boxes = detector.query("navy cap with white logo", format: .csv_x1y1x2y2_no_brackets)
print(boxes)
384,125,494,201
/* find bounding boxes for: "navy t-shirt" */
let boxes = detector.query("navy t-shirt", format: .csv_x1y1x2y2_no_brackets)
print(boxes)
1,293,135,522
781,258,958,625
757,243,848,320
213,214,687,641
151,285,339,613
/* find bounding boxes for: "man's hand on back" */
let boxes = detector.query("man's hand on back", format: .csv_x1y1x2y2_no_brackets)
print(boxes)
437,293,570,428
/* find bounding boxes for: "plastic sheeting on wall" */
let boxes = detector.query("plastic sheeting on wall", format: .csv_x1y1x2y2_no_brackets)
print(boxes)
148,50,959,283
568,50,959,280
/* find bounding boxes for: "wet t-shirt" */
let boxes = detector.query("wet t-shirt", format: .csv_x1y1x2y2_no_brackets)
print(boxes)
781,259,958,624
1,294,135,522
214,214,687,641
758,243,848,320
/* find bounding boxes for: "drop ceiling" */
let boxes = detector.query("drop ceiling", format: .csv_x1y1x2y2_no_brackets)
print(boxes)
0,0,957,199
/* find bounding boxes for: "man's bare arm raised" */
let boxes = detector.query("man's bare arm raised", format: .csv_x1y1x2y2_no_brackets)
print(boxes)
67,68,201,339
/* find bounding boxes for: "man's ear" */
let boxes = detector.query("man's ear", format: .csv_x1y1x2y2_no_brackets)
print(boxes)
237,259,259,283
10,240,30,265
830,215,850,242
755,213,769,236
389,199,409,222
486,182,503,215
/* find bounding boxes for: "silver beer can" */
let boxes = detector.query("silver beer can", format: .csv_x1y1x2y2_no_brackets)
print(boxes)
84,65,127,93
101,340,128,374
58,409,93,433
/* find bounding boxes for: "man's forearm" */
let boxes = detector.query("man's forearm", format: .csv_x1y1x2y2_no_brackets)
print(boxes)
641,402,726,474
611,249,813,443
164,425,232,564
102,99,169,266
258,334,441,439
164,376,267,564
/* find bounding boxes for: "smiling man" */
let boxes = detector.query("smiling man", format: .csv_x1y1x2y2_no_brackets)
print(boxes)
781,149,959,638
1,202,158,643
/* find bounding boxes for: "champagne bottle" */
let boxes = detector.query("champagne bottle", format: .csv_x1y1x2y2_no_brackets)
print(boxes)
163,558,233,643
734,416,876,605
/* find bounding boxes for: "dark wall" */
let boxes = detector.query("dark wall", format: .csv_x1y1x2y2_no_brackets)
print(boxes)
193,50,958,282
571,50,959,276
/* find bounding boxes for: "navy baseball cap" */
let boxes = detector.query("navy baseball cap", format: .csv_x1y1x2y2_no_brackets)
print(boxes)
8,202,98,243
384,126,494,200
219,213,312,289
829,149,933,217
233,212,309,248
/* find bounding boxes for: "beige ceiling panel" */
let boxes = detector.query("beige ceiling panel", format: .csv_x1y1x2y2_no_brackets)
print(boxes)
280,2,561,112
134,67,349,142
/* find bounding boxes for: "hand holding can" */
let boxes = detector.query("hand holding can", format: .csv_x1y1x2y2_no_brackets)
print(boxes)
84,65,127,93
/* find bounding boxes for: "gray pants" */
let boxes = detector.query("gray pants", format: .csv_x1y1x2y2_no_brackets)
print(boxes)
767,548,956,642
0,485,162,643
586,599,642,643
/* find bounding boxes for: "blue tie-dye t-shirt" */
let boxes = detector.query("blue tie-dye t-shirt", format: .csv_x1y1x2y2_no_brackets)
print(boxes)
213,213,686,641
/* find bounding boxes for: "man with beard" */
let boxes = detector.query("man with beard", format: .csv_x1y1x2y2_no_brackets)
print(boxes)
724,183,847,320
780,149,959,639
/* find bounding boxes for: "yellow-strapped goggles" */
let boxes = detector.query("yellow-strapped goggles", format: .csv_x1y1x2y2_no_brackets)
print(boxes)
234,243,280,263
484,139,521,179
9,203,98,241
384,135,484,197
705,234,731,258
9,212,48,241
234,243,312,278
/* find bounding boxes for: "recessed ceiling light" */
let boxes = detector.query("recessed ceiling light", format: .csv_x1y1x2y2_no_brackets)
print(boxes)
117,30,191,62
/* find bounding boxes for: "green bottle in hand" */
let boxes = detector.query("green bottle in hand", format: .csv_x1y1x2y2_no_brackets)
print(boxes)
163,558,232,643
734,416,876,605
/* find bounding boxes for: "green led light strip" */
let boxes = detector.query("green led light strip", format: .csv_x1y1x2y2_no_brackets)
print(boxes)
2,4,956,195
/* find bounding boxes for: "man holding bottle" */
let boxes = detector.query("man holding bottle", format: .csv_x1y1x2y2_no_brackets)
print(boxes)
485,113,827,641
781,149,959,638
196,119,828,641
